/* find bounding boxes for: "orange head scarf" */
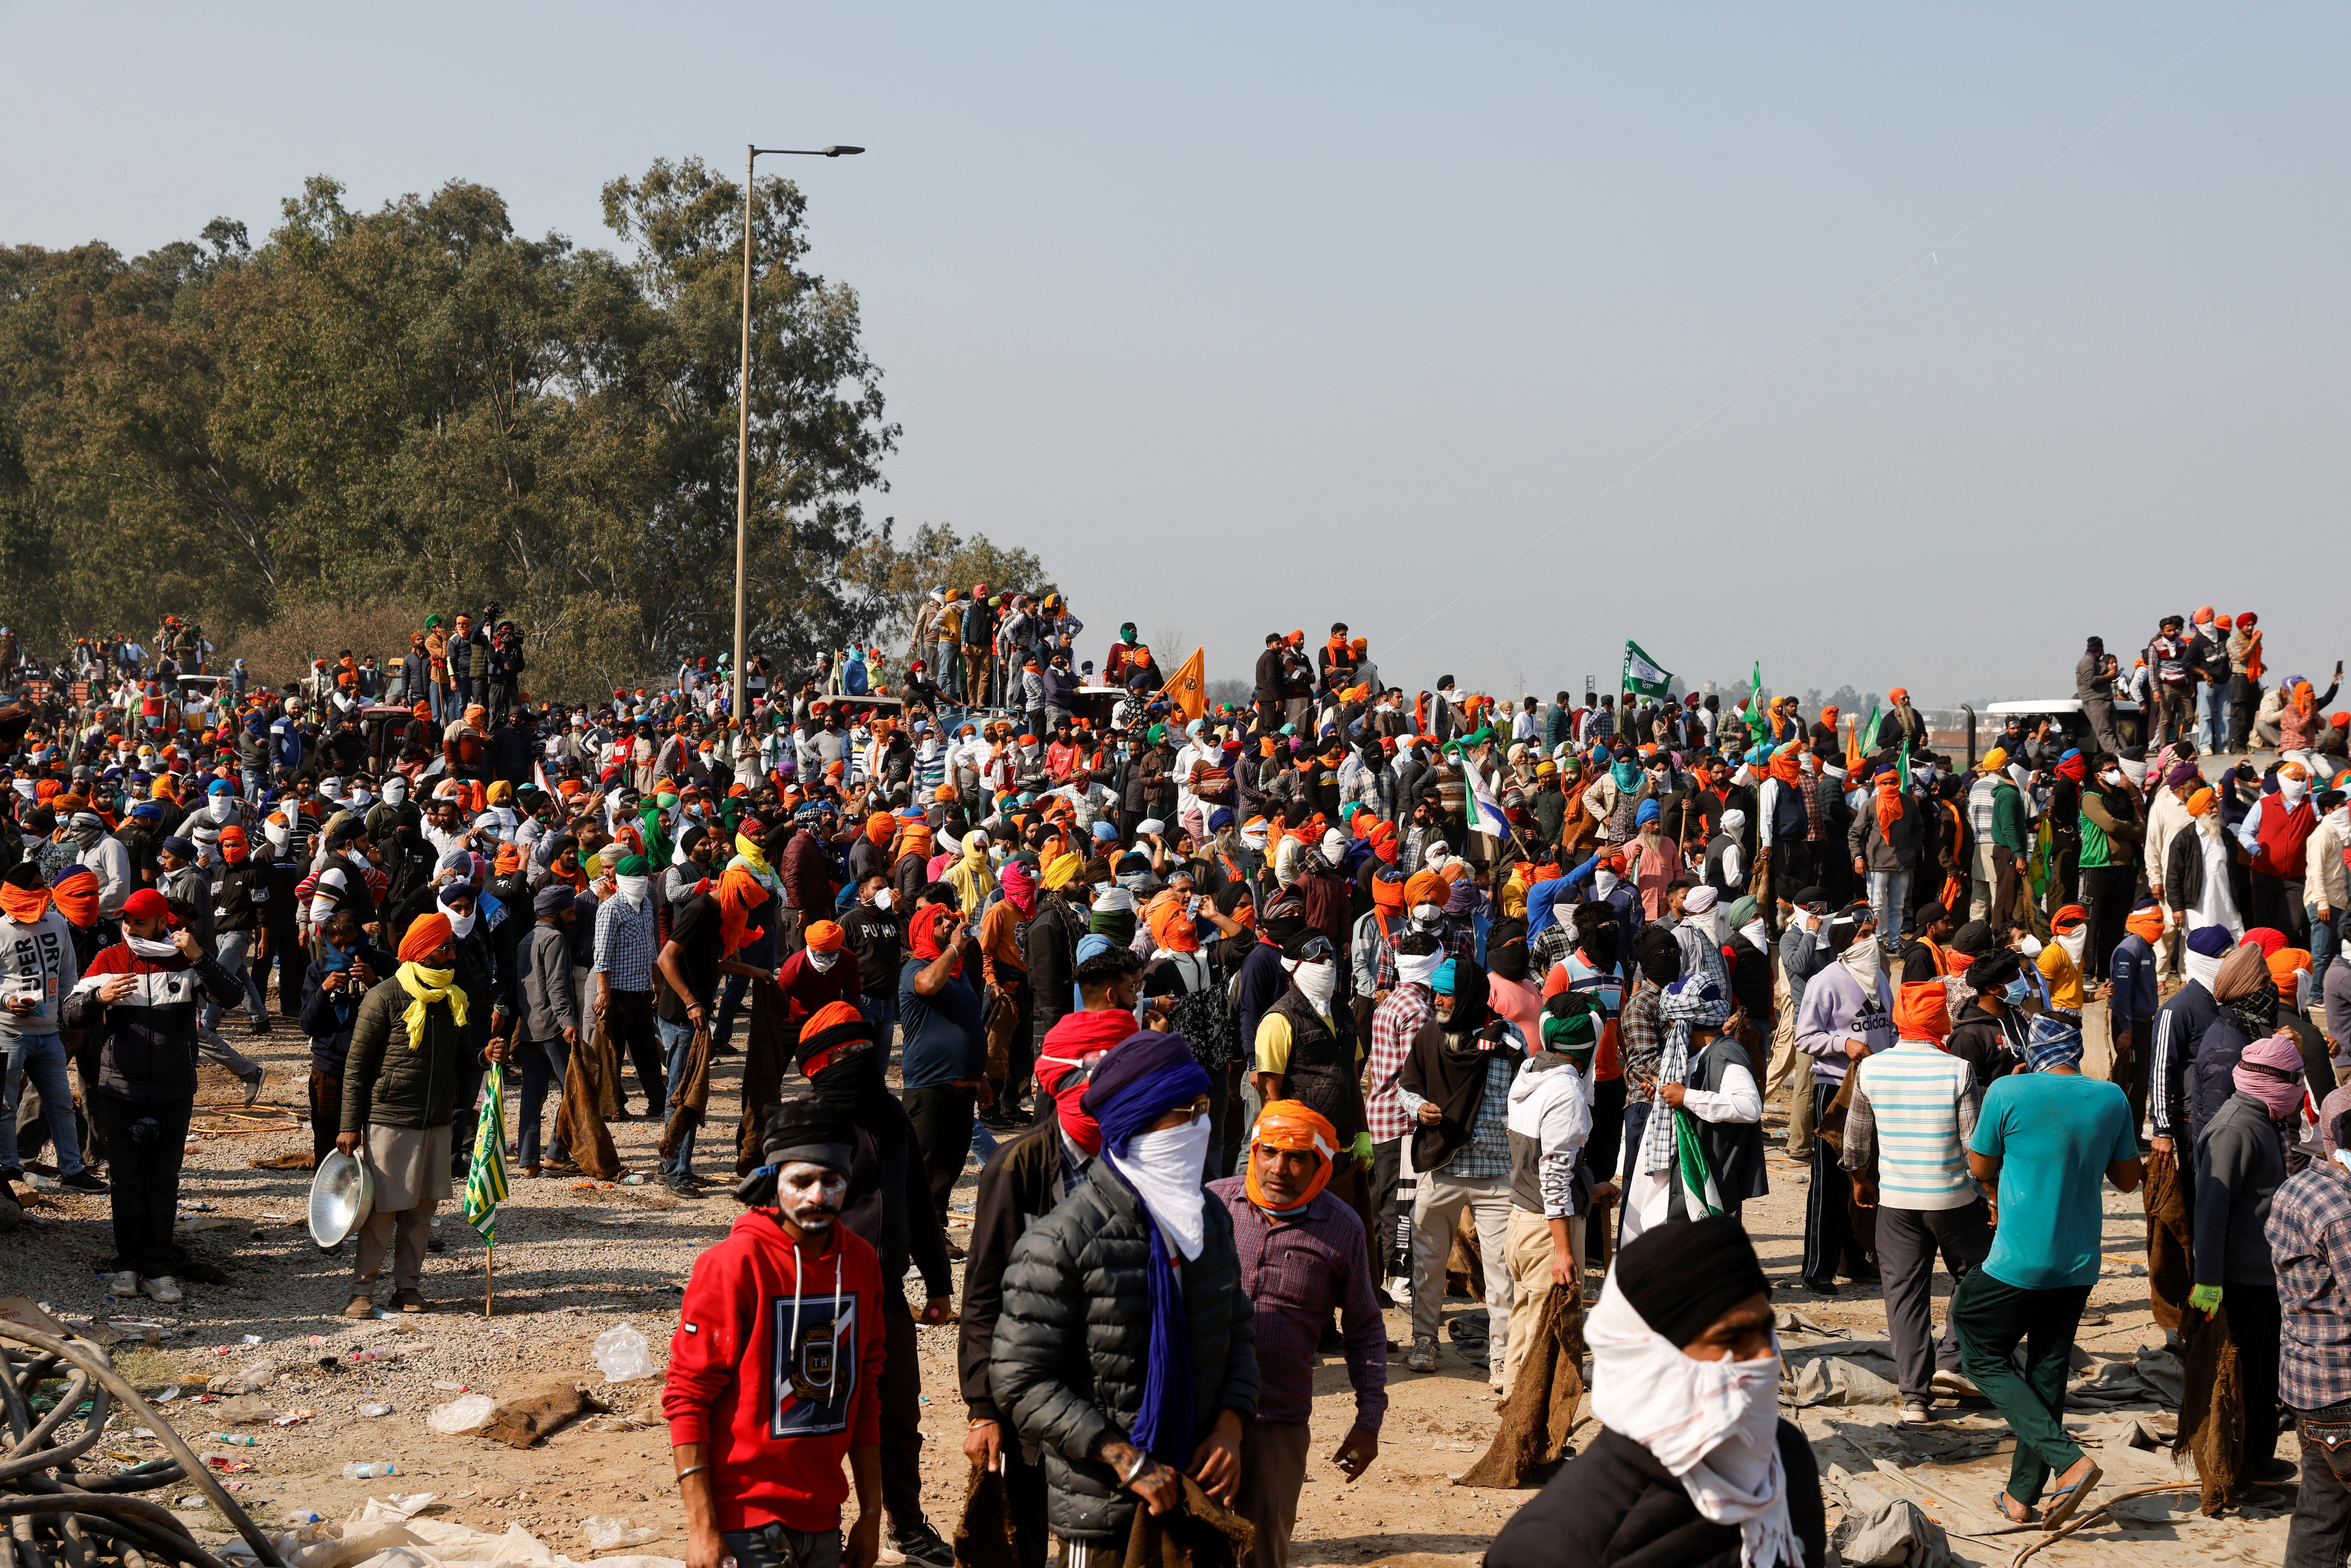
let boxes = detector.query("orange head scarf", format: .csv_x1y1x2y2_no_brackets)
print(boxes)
1768,742,1804,786
1893,979,1951,1043
0,878,51,927
865,811,895,847
2124,905,2164,946
1874,766,1905,834
1244,1099,1338,1214
49,868,100,929
719,866,770,959
218,825,250,865
1145,892,1199,954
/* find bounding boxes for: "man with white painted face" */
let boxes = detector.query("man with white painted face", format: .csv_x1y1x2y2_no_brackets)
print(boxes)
667,1095,887,1568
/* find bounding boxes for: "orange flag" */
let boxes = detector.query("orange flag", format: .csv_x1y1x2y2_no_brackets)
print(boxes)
1845,715,1864,776
1160,647,1207,721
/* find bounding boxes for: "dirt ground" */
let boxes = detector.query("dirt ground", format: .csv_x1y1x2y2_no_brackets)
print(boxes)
0,997,2295,1567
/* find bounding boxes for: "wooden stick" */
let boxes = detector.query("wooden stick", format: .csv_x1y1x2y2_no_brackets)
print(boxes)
484,1246,494,1318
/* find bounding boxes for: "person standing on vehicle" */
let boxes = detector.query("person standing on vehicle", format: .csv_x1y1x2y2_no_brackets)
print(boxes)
2076,637,2126,758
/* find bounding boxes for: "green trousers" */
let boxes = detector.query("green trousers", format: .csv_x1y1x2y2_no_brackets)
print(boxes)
1951,1267,2092,1504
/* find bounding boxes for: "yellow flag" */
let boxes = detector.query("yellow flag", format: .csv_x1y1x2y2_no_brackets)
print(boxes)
1160,647,1207,721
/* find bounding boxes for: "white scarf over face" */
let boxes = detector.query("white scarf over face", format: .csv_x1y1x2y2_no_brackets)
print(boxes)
1587,1277,1800,1568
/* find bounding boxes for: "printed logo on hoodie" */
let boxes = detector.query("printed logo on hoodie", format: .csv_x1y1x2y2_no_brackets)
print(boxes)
767,1291,860,1438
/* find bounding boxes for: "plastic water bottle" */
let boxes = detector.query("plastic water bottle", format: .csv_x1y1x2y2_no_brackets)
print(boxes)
342,1462,397,1480
211,1434,261,1446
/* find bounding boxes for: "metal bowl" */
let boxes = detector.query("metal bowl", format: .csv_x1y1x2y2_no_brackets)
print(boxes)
309,1150,374,1247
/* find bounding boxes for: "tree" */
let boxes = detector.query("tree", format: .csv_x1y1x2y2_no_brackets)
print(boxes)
0,158,904,699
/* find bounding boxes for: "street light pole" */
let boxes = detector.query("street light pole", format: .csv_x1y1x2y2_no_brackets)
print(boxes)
732,142,865,729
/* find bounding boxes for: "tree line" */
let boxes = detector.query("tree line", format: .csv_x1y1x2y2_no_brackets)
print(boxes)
0,159,1045,701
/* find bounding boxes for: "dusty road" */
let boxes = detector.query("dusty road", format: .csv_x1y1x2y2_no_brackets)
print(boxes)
0,1000,2293,1567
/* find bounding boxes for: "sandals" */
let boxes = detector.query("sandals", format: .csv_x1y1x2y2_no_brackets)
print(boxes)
1993,1491,2039,1526
2040,1462,2102,1532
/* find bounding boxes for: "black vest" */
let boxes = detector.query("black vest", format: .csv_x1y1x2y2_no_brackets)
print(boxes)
1269,987,1364,1146
1702,833,1739,896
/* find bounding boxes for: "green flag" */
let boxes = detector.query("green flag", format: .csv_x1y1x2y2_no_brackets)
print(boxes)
1622,640,1674,701
463,1063,510,1247
1672,1108,1723,1220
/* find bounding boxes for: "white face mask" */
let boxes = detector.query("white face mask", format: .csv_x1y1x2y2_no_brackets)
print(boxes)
807,948,841,972
1840,937,1882,984
872,889,893,912
1291,960,1338,1007
615,874,651,906
1410,902,1442,923
2283,777,2310,806
445,905,478,940
385,779,410,807
208,796,233,824
1109,1113,1211,1260
1594,870,1620,899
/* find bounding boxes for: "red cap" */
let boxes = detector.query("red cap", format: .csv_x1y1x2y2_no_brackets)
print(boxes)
120,888,171,924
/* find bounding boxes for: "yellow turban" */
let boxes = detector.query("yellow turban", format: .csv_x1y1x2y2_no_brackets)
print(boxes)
1982,747,2008,771
1043,851,1085,891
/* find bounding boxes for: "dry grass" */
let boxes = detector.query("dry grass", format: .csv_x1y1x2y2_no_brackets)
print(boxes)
227,602,423,692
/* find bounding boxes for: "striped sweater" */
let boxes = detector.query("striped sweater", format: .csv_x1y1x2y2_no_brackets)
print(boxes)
1839,1039,1981,1210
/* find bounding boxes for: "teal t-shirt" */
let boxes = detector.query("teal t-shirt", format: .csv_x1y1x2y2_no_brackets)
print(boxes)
1970,1072,2139,1290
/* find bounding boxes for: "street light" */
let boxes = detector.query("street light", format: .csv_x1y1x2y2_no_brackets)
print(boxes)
733,143,866,726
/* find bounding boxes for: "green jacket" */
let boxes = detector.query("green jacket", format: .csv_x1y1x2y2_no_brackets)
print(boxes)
339,973,475,1132
1991,781,2030,857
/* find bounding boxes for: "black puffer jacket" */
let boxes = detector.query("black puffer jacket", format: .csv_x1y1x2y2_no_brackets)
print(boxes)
1486,1421,1826,1568
990,1161,1258,1542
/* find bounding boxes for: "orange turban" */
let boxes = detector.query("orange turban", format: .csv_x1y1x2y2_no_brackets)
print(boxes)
1244,1100,1338,1212
934,783,958,803
2049,905,2086,934
1371,874,1405,914
399,912,454,963
804,919,846,953
2269,947,2313,990
866,812,895,846
2124,905,2164,946
1403,870,1447,909
1893,979,1951,1042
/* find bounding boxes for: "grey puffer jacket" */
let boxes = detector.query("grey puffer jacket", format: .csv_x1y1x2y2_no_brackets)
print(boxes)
990,1161,1258,1542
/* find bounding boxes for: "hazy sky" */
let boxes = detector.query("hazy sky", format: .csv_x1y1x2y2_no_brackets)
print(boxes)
6,2,2343,705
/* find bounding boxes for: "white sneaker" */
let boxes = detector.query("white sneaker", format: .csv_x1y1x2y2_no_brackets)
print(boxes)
140,1276,183,1305
1931,1369,1980,1398
1899,1400,1933,1424
108,1270,138,1297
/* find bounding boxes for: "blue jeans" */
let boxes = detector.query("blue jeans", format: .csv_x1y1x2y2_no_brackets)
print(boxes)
0,1033,84,1177
654,1015,697,1179
2311,902,2342,981
2200,681,2227,754
428,682,447,723
861,992,899,1061
202,929,265,1038
1867,867,1914,943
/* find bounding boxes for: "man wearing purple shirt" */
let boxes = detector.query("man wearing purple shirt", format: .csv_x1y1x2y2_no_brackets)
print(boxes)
1210,1100,1386,1568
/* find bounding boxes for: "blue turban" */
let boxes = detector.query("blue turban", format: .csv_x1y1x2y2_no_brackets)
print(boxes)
1074,933,1117,967
1078,1031,1213,1467
1207,807,1235,832
1635,798,1662,827
1431,958,1461,995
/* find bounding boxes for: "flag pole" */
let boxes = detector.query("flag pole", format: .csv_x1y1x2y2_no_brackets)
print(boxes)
485,1244,495,1318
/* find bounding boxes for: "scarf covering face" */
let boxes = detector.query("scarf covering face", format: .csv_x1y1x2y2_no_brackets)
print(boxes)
718,864,768,959
999,858,1037,919
395,962,468,1049
1874,770,1904,835
49,867,100,929
0,880,51,926
1078,1032,1215,1466
1035,1007,1140,1155
1245,1099,1337,1217
1587,1276,1799,1568
2234,1032,2307,1120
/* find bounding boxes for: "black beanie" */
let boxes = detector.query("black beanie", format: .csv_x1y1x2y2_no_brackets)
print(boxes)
1614,1214,1771,1348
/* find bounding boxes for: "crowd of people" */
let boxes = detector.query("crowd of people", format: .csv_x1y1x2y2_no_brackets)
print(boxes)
6,601,2351,1568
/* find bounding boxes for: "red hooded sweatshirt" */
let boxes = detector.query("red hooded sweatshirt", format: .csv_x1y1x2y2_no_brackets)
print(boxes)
663,1210,886,1532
